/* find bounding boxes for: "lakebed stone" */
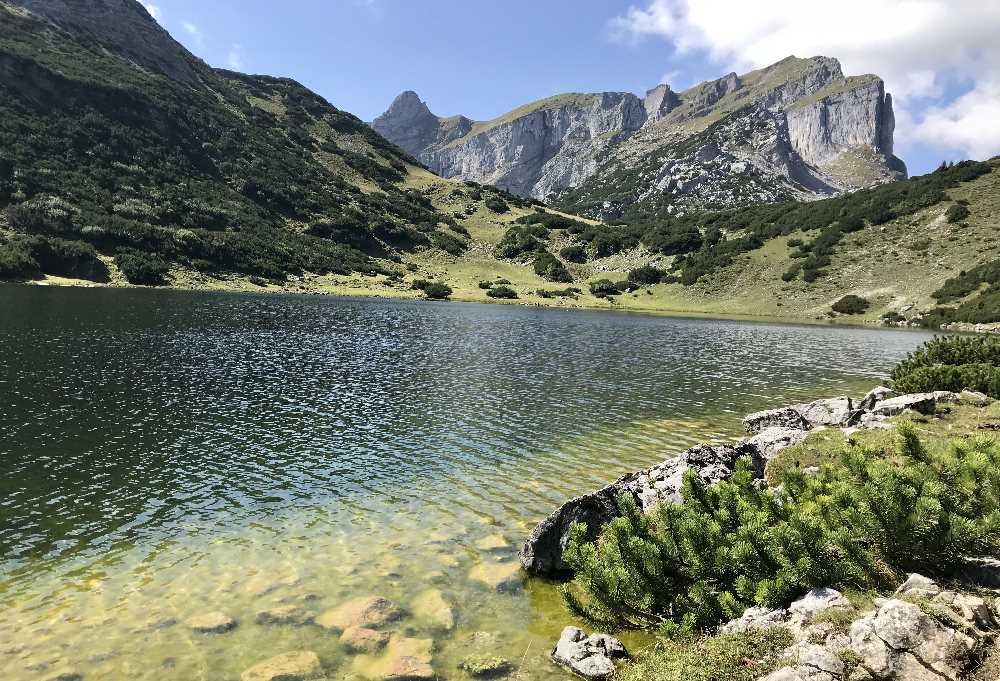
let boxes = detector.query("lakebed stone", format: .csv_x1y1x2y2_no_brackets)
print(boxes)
241,651,323,681
255,605,315,627
317,596,403,631
459,654,512,678
354,635,434,681
469,562,523,592
551,626,628,680
186,611,236,634
341,626,391,653
411,589,455,631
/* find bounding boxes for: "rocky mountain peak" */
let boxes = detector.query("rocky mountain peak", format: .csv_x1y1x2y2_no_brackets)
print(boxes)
8,0,199,83
383,90,434,121
370,90,446,157
643,84,680,121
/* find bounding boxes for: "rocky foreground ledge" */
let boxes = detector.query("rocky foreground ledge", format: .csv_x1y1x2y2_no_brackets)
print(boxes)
520,386,992,576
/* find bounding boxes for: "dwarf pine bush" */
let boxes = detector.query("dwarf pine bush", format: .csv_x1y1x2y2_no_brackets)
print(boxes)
561,423,1000,634
891,336,1000,396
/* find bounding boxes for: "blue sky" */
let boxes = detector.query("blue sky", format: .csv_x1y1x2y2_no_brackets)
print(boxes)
141,1,1000,177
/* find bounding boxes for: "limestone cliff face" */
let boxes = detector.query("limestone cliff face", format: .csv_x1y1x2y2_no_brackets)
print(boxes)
374,56,907,214
9,0,199,82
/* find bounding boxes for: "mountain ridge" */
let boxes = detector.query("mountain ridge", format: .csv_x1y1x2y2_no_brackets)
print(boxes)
372,56,906,218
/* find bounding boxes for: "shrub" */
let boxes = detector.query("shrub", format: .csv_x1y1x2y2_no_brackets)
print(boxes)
589,279,624,298
627,264,665,285
478,280,494,290
891,336,1000,396
115,249,169,285
29,236,108,281
411,279,432,290
0,238,40,280
831,295,870,315
946,204,971,224
484,196,509,214
536,287,579,299
422,282,452,299
561,424,1000,633
486,285,517,299
560,245,587,263
533,250,572,282
496,224,547,259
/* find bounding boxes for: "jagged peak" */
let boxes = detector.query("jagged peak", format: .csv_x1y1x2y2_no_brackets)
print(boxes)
382,90,436,120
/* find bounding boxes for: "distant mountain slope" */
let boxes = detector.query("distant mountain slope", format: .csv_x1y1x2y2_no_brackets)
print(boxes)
0,0,530,285
373,57,906,219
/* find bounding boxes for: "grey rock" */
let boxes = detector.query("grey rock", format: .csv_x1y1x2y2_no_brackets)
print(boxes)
749,427,810,459
551,627,627,680
858,386,895,412
520,441,763,575
871,393,937,416
186,611,236,634
254,605,315,627
788,587,850,620
720,606,790,634
744,407,810,434
797,397,854,427
895,573,941,599
931,390,961,404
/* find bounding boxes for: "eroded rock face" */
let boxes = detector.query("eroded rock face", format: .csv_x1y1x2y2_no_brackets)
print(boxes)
519,441,763,575
551,627,628,680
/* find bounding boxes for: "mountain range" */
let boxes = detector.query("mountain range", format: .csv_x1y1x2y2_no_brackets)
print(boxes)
372,57,907,219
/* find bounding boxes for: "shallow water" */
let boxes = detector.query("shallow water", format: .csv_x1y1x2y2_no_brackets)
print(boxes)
0,286,934,680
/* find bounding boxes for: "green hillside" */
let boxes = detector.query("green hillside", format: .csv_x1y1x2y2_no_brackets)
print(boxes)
0,1,530,286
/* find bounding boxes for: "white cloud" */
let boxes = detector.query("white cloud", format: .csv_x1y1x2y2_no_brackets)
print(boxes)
140,2,161,21
227,44,245,71
182,21,204,47
610,0,1000,161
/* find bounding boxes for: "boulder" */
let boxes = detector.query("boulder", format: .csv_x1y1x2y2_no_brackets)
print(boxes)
411,589,455,631
317,596,404,631
871,393,936,416
856,413,894,430
895,573,940,599
848,599,977,680
520,441,763,575
749,427,809,460
931,390,961,404
959,389,991,406
744,407,810,434
720,606,789,634
255,605,315,627
858,386,895,412
788,587,850,621
468,562,523,592
241,651,323,681
186,611,236,634
551,627,628,680
341,626,391,653
796,397,853,427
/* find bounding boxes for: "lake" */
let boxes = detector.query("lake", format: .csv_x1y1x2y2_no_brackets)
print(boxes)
0,286,934,681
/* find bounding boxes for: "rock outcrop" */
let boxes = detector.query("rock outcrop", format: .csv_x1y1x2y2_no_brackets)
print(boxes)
521,388,968,576
374,56,906,213
751,575,1000,681
551,627,628,680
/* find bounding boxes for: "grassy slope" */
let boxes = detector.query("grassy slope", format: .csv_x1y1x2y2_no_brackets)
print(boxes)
24,159,1000,328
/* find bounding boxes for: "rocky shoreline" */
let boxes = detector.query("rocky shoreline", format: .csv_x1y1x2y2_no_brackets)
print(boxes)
520,385,989,578
522,385,997,680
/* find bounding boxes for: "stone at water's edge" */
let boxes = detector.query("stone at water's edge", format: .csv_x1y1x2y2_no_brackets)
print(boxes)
316,596,403,631
341,626,391,653
519,441,763,575
551,626,628,680
743,397,854,434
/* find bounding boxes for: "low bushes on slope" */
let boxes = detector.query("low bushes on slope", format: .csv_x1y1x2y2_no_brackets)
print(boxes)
533,250,572,282
891,335,1000,396
831,295,869,315
561,423,1000,634
0,234,108,281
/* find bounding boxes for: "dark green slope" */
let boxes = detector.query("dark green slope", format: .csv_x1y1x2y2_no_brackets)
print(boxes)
0,0,477,283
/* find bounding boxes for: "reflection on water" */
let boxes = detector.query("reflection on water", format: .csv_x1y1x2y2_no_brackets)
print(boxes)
0,287,933,680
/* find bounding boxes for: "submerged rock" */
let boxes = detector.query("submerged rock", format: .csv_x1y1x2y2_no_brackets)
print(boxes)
411,589,455,631
354,635,434,681
185,611,236,634
341,626,391,653
255,605,315,627
241,651,323,681
474,534,511,552
468,562,523,592
317,596,404,631
459,654,512,678
551,627,628,680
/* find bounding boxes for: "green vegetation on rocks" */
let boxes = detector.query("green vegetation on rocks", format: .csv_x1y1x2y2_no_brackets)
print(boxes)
561,422,1000,634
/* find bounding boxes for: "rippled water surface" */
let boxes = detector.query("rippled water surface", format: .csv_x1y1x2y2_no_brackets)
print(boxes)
0,286,934,680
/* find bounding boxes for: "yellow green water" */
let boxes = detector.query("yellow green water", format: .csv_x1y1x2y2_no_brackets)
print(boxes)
0,286,934,680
